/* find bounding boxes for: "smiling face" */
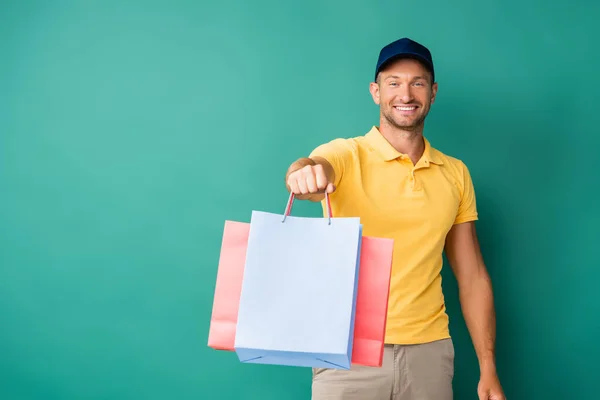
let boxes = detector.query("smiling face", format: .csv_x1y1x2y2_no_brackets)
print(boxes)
369,57,438,132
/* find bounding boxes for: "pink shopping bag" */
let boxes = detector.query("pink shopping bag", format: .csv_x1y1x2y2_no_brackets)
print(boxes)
207,221,250,351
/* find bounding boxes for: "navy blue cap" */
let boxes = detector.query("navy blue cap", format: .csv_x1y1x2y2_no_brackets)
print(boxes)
374,38,434,82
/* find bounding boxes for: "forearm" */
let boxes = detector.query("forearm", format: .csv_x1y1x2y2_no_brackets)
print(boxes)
458,268,497,373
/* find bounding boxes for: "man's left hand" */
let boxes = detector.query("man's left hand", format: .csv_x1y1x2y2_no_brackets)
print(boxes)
478,370,506,400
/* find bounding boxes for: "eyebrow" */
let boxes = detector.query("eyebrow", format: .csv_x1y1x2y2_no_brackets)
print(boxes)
385,75,428,81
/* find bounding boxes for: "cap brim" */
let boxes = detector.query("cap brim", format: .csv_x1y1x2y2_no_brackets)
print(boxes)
376,52,434,80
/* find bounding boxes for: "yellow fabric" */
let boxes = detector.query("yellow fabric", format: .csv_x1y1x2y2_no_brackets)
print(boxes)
309,126,478,344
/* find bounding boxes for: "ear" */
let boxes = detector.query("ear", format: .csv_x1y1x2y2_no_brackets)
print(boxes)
369,81,381,105
430,82,438,105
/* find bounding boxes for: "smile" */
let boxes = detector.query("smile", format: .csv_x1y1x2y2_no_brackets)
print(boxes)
394,106,417,111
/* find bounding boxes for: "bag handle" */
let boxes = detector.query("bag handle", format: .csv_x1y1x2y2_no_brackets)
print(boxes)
282,191,332,225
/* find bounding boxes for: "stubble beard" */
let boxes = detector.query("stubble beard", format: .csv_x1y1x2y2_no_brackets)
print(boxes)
382,106,427,133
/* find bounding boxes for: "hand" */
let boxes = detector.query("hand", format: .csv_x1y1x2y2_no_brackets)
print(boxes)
286,163,335,198
478,369,506,400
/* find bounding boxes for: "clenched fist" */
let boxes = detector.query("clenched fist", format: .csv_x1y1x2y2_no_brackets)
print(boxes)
285,157,335,200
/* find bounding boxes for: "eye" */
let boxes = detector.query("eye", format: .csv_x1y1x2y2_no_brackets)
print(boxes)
389,82,398,87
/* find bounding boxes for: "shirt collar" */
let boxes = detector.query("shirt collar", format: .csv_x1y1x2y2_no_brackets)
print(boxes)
364,126,444,165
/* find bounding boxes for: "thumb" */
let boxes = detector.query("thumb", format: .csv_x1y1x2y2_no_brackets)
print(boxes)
326,183,336,193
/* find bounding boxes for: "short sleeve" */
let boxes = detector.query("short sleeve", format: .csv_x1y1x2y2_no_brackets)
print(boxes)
454,161,479,225
308,138,352,188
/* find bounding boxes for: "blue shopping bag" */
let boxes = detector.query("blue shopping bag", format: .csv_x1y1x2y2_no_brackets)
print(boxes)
234,192,362,369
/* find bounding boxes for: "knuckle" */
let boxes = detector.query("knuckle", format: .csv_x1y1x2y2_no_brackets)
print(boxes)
288,171,299,181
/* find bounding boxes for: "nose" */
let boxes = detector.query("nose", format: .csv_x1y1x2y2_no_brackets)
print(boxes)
399,84,413,103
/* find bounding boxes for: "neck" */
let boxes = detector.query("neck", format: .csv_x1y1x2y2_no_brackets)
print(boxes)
379,118,425,164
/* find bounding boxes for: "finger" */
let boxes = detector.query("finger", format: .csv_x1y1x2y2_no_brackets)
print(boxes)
286,173,296,192
288,178,301,195
304,169,318,193
296,175,309,194
314,165,327,190
326,183,336,193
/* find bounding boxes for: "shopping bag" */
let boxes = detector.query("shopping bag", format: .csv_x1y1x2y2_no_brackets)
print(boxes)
351,236,394,366
234,192,362,369
207,221,250,350
207,194,394,367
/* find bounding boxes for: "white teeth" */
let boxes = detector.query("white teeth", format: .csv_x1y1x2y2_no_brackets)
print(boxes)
395,106,416,111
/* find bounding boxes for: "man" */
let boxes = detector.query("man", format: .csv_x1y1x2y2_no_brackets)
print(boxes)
285,38,506,400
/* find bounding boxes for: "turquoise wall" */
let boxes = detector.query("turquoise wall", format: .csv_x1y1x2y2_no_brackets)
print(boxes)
2,1,598,399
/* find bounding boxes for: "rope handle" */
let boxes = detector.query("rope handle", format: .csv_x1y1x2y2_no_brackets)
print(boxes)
281,192,332,224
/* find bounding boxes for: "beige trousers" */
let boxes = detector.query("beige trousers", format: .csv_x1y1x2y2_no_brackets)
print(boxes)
311,338,454,400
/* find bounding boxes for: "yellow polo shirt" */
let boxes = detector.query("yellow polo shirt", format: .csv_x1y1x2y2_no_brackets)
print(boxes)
309,126,478,344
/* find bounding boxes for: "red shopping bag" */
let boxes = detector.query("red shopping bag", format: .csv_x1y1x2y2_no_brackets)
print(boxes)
207,215,394,367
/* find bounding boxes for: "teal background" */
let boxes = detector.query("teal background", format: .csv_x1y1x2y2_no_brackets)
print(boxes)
2,1,599,399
